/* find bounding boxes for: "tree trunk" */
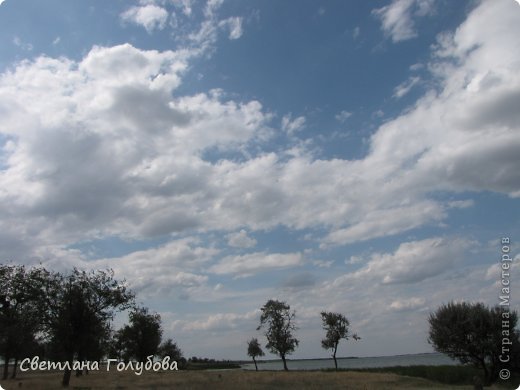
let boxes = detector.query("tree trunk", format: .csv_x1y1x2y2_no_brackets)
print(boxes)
480,359,490,386
62,354,74,387
62,365,72,387
76,354,84,377
11,356,18,379
253,357,258,371
333,343,338,371
2,355,10,380
281,354,288,371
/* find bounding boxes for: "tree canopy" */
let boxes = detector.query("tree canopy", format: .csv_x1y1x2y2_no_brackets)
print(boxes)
247,337,264,371
257,299,298,371
43,268,134,386
0,265,48,380
428,301,519,385
321,311,360,370
117,307,163,363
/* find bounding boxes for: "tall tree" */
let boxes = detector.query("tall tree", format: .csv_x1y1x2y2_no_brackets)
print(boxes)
118,307,162,362
43,268,134,387
157,338,183,362
320,311,360,370
247,337,264,371
0,264,48,380
428,301,519,385
257,299,298,371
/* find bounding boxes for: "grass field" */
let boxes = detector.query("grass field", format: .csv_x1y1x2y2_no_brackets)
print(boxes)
1,368,513,390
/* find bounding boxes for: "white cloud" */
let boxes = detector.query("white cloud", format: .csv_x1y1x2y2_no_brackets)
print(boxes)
219,17,243,40
353,26,360,40
281,114,306,135
227,229,257,248
13,36,33,51
183,310,259,331
210,252,303,277
393,76,420,98
335,110,352,123
90,238,217,296
322,201,446,247
389,297,426,311
332,237,472,285
121,4,169,33
372,0,434,42
1,0,519,272
185,0,244,52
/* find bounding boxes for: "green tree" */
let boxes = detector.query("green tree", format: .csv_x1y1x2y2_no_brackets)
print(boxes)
43,268,134,387
247,337,264,371
158,338,183,361
428,301,519,385
320,311,360,370
119,307,162,362
0,264,48,380
257,299,298,371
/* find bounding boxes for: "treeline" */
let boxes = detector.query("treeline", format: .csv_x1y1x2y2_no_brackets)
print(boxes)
0,264,184,387
247,299,520,387
247,299,360,371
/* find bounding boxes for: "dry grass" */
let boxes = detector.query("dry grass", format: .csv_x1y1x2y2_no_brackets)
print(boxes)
1,369,490,390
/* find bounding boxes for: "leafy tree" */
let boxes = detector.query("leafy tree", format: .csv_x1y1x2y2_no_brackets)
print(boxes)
158,338,183,362
43,268,134,387
107,328,128,362
247,337,264,371
118,307,162,362
320,311,360,370
428,301,520,385
0,264,48,380
257,299,298,371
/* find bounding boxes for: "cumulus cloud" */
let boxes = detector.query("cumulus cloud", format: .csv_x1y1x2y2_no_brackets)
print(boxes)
210,252,303,277
227,229,257,248
121,4,169,33
1,0,519,275
90,238,217,296
372,0,434,42
333,237,472,285
182,310,259,331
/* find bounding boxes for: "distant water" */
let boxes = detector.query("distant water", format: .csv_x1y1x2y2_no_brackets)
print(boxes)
241,352,459,371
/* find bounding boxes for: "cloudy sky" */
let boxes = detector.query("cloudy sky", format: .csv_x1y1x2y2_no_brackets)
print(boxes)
0,0,519,360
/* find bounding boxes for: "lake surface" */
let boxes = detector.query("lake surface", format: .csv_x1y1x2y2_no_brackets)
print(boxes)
241,352,458,371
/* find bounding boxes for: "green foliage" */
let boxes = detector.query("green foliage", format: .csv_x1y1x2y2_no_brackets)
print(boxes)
118,307,163,362
247,337,264,371
428,301,520,385
43,268,134,386
320,311,360,370
247,337,264,359
158,338,183,362
257,299,298,371
0,264,48,379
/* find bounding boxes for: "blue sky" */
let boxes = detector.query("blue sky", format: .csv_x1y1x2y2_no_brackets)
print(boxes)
0,0,519,360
